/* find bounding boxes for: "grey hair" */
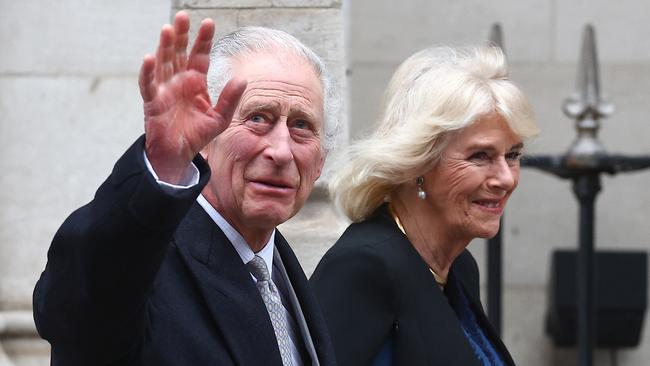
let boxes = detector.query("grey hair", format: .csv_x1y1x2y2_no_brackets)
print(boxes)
207,26,340,154
329,46,539,222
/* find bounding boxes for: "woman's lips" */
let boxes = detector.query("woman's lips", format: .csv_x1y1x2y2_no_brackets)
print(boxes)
473,199,505,214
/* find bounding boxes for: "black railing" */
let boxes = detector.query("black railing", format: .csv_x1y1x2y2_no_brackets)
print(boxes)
485,23,650,366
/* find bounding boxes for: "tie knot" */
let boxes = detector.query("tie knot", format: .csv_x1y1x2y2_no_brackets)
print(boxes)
247,255,271,282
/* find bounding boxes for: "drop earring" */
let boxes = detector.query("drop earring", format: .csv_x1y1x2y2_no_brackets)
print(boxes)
416,176,426,200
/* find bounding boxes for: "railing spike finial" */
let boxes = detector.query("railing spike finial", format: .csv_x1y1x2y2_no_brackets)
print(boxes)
580,25,602,110
564,25,615,120
563,25,614,166
489,23,505,53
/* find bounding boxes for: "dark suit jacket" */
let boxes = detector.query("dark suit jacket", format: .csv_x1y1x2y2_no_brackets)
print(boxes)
310,205,515,366
33,136,335,366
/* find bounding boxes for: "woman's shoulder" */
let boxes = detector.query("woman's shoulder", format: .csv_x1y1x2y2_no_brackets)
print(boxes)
326,206,408,259
310,207,413,310
314,206,428,283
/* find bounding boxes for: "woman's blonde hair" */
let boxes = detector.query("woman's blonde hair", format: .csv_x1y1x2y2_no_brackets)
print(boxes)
330,46,539,222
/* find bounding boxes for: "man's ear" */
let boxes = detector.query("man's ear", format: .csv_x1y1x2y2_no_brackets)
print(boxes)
314,154,325,180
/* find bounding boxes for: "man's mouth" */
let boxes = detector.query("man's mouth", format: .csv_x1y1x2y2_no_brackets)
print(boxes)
247,178,296,196
252,179,293,189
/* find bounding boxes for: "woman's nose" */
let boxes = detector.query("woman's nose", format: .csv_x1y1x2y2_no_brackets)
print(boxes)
487,159,518,191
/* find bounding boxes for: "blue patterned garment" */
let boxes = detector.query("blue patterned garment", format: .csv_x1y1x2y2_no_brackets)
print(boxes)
370,271,506,366
452,274,506,366
371,336,394,366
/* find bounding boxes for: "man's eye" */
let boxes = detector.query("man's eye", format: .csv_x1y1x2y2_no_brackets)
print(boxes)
249,115,266,123
293,120,309,130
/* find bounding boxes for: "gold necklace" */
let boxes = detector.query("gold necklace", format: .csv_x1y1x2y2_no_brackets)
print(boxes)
388,204,447,287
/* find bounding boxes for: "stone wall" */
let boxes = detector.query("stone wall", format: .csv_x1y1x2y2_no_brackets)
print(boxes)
1,1,171,364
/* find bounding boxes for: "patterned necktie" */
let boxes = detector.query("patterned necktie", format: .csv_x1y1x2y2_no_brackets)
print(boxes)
247,255,293,366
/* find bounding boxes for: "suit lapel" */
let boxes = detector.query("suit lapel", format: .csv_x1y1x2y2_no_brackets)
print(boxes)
174,204,284,366
474,307,516,366
455,271,516,366
394,237,481,365
274,232,336,366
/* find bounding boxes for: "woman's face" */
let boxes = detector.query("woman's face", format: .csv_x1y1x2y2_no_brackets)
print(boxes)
423,113,523,241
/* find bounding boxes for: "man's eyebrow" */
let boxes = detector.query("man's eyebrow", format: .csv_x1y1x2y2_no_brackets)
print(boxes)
239,98,281,112
289,106,318,121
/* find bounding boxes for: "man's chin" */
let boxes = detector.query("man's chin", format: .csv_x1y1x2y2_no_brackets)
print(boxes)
243,204,295,228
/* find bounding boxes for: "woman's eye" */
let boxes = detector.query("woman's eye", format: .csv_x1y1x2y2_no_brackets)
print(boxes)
469,152,489,161
506,151,522,162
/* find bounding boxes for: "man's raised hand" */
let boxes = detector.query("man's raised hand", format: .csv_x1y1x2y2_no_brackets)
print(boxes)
139,11,247,184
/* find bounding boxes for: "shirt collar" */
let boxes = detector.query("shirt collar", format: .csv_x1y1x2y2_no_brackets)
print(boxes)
197,194,275,278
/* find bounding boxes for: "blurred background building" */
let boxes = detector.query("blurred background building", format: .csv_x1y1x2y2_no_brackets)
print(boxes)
1,0,649,365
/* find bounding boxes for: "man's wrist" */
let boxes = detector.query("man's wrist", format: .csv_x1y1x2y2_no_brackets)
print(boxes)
143,149,200,192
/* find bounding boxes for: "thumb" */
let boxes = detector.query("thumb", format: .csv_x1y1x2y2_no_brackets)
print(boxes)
212,77,248,126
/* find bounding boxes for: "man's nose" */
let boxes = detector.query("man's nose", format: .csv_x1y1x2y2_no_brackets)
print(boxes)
264,122,294,166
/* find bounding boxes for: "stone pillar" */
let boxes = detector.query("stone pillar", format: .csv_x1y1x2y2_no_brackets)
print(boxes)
171,0,350,274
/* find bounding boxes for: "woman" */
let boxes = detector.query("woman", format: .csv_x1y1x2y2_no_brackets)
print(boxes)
310,46,538,366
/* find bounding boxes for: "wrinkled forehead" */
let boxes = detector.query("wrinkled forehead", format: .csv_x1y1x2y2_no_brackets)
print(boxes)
232,51,323,92
232,51,325,116
444,113,523,152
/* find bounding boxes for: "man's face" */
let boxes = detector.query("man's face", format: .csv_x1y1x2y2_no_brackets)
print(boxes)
203,52,325,239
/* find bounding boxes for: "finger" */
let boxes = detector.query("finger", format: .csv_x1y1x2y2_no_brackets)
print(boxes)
155,24,176,83
179,71,212,111
187,18,215,74
139,54,157,102
173,11,190,72
211,77,248,127
193,94,212,114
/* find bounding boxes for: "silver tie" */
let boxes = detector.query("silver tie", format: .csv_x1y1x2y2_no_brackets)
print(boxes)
247,255,293,366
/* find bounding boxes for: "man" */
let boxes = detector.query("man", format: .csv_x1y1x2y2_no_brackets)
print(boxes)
33,11,337,366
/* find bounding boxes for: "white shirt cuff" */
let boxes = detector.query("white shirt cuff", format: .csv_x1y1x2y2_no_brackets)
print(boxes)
143,149,200,192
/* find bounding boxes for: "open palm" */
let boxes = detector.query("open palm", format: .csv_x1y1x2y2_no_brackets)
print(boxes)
139,12,246,184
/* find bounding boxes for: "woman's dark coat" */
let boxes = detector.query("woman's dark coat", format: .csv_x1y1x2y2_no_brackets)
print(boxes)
311,205,515,366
